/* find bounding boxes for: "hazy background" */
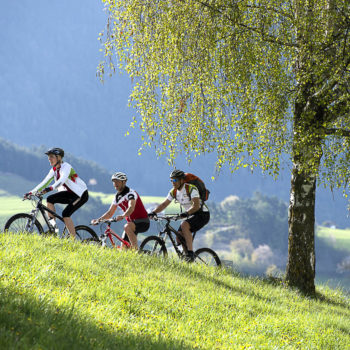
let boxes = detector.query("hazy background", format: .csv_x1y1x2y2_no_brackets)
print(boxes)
0,0,349,227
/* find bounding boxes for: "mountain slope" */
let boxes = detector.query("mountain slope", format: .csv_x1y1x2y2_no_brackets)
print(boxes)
1,234,349,349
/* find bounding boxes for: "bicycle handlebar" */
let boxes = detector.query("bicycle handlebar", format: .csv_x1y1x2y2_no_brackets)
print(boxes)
23,192,44,201
97,218,118,224
151,214,181,222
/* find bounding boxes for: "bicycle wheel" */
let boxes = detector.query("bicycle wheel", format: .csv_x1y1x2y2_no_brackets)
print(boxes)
194,247,221,267
4,213,44,235
139,236,167,257
75,225,99,242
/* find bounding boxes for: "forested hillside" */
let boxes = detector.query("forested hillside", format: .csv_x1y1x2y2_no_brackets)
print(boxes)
0,138,112,193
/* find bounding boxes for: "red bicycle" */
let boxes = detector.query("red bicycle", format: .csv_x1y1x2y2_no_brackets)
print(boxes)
85,219,131,249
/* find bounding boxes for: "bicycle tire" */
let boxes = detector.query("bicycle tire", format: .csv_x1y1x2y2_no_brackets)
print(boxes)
194,247,221,267
139,236,168,257
75,225,99,241
4,213,44,235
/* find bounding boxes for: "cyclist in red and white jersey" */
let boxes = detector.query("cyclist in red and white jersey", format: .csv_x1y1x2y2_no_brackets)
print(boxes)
24,147,89,239
91,172,150,248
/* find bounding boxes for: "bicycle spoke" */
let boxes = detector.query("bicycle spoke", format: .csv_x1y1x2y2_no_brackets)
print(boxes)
194,248,221,267
139,236,167,257
4,214,43,235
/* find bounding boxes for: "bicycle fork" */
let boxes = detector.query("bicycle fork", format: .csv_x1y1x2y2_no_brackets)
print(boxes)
27,208,40,233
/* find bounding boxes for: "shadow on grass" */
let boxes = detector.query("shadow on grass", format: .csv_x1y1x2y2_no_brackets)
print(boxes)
176,260,350,308
173,260,275,302
0,282,193,350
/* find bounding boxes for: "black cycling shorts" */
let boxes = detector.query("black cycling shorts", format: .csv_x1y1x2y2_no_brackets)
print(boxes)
179,210,210,233
46,190,89,218
122,218,150,243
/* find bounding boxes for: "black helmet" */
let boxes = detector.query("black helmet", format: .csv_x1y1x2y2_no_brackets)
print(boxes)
45,147,64,157
170,169,185,179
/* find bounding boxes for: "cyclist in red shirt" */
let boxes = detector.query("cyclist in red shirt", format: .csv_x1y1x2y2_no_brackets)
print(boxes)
91,172,149,248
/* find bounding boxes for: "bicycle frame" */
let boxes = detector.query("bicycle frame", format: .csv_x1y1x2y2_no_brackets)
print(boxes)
98,220,131,249
156,216,189,256
26,194,68,236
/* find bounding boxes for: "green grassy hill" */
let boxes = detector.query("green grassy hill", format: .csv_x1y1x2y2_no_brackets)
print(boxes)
1,234,349,350
316,226,350,252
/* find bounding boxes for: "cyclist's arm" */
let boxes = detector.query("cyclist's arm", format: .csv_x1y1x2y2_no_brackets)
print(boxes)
187,196,201,215
30,170,54,193
120,199,136,219
50,163,71,191
153,198,171,214
92,203,117,223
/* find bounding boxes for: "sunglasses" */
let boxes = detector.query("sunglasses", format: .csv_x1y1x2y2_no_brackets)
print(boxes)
171,178,179,183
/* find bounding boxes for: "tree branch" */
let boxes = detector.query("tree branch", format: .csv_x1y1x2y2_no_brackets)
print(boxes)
325,128,350,137
195,0,298,48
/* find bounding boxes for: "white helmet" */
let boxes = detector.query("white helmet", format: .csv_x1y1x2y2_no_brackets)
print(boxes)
111,172,127,181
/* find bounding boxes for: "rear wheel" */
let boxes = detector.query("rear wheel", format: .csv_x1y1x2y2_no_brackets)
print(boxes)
75,225,99,242
194,247,221,267
4,213,44,235
139,236,167,257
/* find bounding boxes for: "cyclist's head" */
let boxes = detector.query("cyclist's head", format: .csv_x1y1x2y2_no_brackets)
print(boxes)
111,172,127,193
170,169,185,187
170,169,185,180
45,147,64,157
111,172,128,182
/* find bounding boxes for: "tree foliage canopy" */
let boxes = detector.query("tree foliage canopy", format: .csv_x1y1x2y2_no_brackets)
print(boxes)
99,0,349,190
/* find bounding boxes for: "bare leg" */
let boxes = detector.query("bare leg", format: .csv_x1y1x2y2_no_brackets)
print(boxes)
63,217,76,239
124,222,138,249
47,202,56,220
180,221,193,251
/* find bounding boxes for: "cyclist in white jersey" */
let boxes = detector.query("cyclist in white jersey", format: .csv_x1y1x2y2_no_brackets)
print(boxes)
24,147,89,239
149,169,210,261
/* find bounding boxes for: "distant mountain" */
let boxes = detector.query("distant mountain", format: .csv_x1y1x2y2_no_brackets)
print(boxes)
0,138,113,194
0,1,349,228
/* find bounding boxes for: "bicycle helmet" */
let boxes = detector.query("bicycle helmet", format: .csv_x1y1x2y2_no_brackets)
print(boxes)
170,169,185,179
111,172,128,181
45,147,64,157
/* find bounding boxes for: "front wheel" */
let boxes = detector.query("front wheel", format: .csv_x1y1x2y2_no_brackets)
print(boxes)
194,247,221,267
75,225,99,242
4,213,44,235
139,236,167,257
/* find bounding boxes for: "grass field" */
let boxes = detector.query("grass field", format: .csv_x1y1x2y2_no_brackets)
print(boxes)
0,233,350,349
316,226,350,252
0,192,34,229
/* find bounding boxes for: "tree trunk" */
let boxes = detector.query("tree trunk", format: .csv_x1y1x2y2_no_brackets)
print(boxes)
285,161,317,294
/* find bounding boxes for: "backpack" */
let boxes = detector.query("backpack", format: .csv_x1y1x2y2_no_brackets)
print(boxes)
172,173,210,202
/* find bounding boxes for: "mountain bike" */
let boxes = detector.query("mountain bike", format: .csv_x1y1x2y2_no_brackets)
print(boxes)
140,214,221,266
3,192,97,241
83,219,131,248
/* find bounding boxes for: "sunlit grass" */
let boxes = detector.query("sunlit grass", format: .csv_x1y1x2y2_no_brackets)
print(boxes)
0,233,349,349
317,226,350,252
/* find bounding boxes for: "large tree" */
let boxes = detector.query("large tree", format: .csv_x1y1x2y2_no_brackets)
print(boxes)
98,0,350,294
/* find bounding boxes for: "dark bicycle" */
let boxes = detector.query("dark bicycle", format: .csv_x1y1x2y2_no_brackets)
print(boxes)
140,214,221,266
3,192,97,241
